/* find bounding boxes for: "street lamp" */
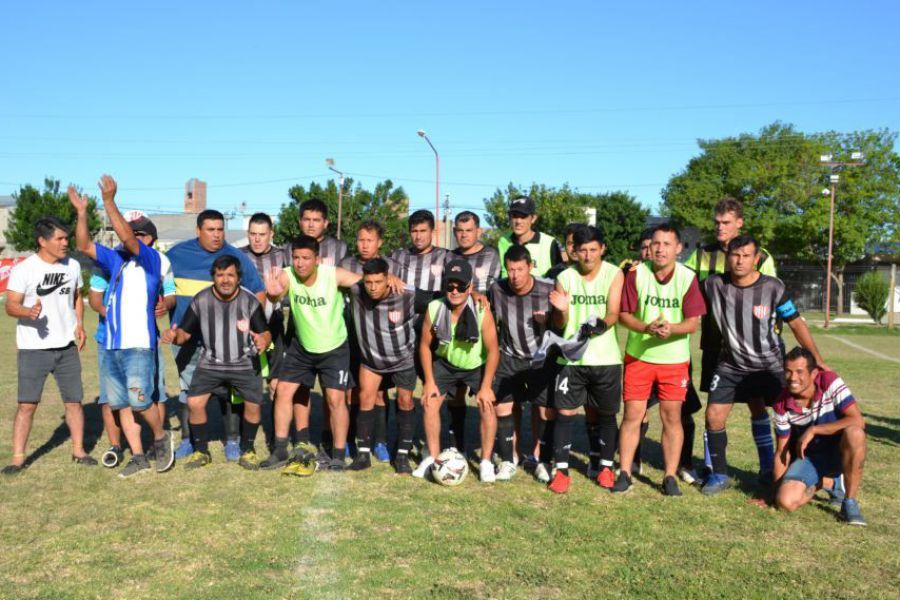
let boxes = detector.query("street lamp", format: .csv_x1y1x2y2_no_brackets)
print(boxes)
417,130,440,236
820,152,865,328
325,158,345,240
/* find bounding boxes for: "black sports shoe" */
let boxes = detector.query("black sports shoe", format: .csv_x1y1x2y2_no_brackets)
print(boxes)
72,454,98,466
349,452,372,471
329,457,346,472
394,453,413,475
663,475,682,497
611,471,633,494
260,447,290,470
1,463,25,476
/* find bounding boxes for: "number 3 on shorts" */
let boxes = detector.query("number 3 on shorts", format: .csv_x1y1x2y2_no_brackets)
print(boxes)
555,375,569,395
709,374,720,392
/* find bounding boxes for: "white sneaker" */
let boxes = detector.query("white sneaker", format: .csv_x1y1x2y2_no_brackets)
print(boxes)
412,456,435,479
534,462,551,484
496,461,517,481
479,460,496,483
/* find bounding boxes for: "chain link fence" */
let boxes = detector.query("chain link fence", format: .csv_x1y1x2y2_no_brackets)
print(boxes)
778,264,896,315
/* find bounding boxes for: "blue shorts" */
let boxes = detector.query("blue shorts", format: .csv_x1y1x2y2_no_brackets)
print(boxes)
102,348,156,411
783,452,843,488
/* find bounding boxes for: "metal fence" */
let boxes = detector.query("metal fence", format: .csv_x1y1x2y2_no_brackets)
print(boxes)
778,264,886,313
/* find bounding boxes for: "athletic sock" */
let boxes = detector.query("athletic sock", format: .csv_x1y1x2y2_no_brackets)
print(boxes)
321,429,334,452
751,415,775,473
637,421,649,466
273,437,289,460
332,446,345,461
294,427,311,445
348,402,360,447
397,408,415,455
538,417,554,464
680,415,695,469
707,428,728,475
240,419,260,453
496,414,515,464
222,395,242,440
597,413,618,468
553,414,574,475
703,429,713,471
373,404,387,446
587,423,602,471
449,404,467,451
180,404,191,441
356,408,375,453
191,422,209,454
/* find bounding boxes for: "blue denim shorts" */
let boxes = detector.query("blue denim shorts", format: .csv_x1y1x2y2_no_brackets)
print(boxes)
102,348,156,411
783,452,843,488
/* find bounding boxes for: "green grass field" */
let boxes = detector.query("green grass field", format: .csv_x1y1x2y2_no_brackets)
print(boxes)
0,315,897,599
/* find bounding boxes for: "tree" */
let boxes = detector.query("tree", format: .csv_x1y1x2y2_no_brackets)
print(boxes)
274,179,409,254
482,183,649,264
662,122,900,313
854,271,889,325
6,178,102,252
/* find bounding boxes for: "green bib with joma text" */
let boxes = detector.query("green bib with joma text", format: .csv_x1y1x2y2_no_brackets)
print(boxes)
427,299,486,370
287,265,347,354
556,262,622,366
625,262,696,364
498,232,556,278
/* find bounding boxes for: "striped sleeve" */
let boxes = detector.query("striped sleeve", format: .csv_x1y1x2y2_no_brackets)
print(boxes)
822,372,856,413
772,396,792,438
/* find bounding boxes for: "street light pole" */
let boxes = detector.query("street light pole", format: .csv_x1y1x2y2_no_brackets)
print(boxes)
417,130,440,241
325,158,345,240
820,152,865,328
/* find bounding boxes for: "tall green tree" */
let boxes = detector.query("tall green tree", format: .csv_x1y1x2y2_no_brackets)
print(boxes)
6,178,102,252
482,183,649,263
274,179,409,254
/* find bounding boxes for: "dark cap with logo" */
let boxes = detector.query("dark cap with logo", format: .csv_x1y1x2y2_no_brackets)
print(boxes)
123,210,158,243
508,196,536,216
443,258,473,286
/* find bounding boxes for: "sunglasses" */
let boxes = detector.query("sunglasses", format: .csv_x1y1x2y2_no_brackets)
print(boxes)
445,281,468,293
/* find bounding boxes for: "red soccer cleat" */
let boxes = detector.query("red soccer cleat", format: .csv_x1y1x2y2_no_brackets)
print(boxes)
597,466,616,489
548,471,571,494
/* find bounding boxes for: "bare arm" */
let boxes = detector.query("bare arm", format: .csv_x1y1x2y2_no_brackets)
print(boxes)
550,281,569,330
666,315,699,336
603,269,624,327
98,175,140,256
478,308,500,397
67,185,96,259
618,311,654,334
74,293,86,351
773,435,790,484
5,291,40,320
419,311,440,404
89,290,107,318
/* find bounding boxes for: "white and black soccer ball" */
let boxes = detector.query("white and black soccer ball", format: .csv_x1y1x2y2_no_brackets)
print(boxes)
432,448,468,486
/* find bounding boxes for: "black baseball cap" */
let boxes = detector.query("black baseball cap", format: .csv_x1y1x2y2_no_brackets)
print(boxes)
509,196,536,216
125,211,158,242
443,259,473,286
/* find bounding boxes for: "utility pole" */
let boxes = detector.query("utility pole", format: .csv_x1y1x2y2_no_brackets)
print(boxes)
442,194,451,247
889,263,897,329
326,158,345,240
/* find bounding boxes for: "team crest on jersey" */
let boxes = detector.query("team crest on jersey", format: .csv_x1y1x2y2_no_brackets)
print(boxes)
388,310,403,324
753,305,770,320
430,263,443,277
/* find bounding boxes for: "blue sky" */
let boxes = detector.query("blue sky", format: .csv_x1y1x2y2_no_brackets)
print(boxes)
2,1,898,225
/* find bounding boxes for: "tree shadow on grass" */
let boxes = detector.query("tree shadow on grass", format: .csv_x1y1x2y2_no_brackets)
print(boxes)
861,413,899,447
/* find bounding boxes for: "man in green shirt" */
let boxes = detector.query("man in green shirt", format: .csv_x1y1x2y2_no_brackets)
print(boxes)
497,196,564,278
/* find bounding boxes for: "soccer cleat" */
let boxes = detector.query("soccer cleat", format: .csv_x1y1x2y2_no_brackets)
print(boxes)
841,498,867,526
700,473,732,496
479,460,496,483
597,466,616,489
534,462,551,484
412,456,435,479
184,451,212,470
260,449,290,470
827,475,846,508
678,467,701,486
328,457,346,472
349,452,372,471
373,442,391,463
118,455,151,479
316,448,332,470
757,469,774,488
154,431,175,473
224,439,241,462
496,461,517,482
548,471,571,494
174,438,194,459
394,453,413,475
281,456,317,477
586,465,599,480
663,475,682,497
72,454,98,466
611,471,633,494
101,446,125,468
520,455,538,473
1,464,25,476
238,450,261,471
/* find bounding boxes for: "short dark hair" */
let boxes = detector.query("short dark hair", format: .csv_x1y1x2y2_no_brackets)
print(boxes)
408,209,435,230
357,220,384,239
248,212,273,229
210,254,242,280
638,227,655,244
572,225,605,249
291,234,319,255
197,209,225,228
652,222,681,243
785,346,818,371
727,235,759,254
715,196,744,219
34,216,69,245
299,199,329,220
564,223,588,239
455,211,480,227
362,258,390,276
504,244,532,267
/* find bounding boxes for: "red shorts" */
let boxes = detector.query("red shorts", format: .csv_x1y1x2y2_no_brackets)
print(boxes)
623,355,690,402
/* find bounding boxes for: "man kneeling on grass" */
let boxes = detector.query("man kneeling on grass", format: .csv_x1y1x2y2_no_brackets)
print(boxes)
161,255,271,470
773,347,868,526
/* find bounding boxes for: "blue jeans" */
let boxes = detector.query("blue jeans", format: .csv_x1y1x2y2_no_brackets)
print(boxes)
102,348,156,411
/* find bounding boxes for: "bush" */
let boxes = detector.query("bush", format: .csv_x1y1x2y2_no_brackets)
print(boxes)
854,271,890,325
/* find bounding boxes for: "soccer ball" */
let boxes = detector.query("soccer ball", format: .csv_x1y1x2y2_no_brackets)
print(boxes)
432,448,468,486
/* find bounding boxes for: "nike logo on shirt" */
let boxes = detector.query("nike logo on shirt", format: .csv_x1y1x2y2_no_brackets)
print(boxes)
36,273,69,296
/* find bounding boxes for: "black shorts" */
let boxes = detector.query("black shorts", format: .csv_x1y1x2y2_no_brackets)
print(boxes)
17,344,83,403
280,339,351,391
265,329,286,381
433,358,483,398
699,346,721,393
553,364,622,414
707,367,784,405
361,363,418,393
188,367,264,404
492,354,558,407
